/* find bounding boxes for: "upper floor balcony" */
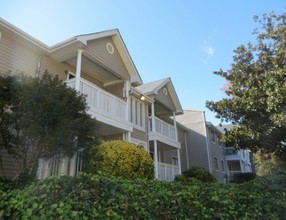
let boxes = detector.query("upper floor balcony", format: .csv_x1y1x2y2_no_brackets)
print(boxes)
66,78,132,132
148,116,180,148
225,147,250,163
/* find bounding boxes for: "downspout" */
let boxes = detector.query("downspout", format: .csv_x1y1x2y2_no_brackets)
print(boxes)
36,54,42,77
184,130,190,169
202,111,213,174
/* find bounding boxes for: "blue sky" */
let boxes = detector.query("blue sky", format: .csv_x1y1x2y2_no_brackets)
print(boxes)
1,0,285,124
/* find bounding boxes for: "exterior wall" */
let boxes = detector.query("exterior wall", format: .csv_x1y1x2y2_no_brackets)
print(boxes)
156,86,176,111
105,82,124,98
40,55,75,80
207,127,227,183
176,110,210,172
86,37,129,80
0,31,40,76
177,126,188,172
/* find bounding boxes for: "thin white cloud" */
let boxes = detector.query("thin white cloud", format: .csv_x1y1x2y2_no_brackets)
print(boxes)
202,45,214,56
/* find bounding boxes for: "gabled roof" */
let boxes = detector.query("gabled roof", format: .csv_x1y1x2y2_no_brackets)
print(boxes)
50,29,143,85
0,18,143,85
136,77,183,114
135,78,169,95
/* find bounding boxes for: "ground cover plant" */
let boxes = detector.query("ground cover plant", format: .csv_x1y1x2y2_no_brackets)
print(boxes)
1,173,285,219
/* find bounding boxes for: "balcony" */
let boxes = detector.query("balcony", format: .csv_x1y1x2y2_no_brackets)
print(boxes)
158,162,180,181
66,78,132,131
148,117,180,148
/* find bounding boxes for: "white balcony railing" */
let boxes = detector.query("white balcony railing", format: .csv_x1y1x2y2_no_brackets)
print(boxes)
66,78,127,123
149,117,176,140
158,162,180,181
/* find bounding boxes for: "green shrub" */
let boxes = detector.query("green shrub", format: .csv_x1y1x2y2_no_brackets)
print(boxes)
232,172,256,183
84,140,154,179
1,173,286,219
182,166,216,183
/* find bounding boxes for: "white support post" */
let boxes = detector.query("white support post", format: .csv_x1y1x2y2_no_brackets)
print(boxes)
177,148,181,175
75,49,83,92
154,140,158,179
124,81,130,121
151,102,158,178
173,112,178,141
151,102,156,133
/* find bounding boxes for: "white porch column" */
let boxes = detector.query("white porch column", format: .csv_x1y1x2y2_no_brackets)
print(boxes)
151,102,156,132
177,148,181,174
75,49,83,92
124,81,130,121
154,140,159,178
173,112,178,141
151,102,158,178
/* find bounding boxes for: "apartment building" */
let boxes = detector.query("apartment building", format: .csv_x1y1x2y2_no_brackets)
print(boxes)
216,125,255,180
0,18,186,181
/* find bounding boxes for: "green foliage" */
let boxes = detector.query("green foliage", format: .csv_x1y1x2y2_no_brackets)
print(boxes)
174,174,202,184
206,12,286,159
232,172,256,184
84,140,154,179
181,166,217,183
0,71,97,178
1,173,286,219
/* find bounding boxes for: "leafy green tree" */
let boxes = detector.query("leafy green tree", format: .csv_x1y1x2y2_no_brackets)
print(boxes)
0,71,97,178
206,12,286,159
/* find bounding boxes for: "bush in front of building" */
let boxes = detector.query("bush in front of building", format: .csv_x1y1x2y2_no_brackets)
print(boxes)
179,166,217,183
84,140,154,180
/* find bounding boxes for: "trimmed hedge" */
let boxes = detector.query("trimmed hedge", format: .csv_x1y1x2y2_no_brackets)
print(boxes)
1,173,286,219
84,140,154,179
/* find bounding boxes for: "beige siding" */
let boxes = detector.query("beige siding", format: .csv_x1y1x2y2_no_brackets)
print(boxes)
40,55,74,80
207,128,227,182
131,128,148,143
106,82,124,98
156,86,176,111
176,110,210,171
86,37,129,80
0,32,39,76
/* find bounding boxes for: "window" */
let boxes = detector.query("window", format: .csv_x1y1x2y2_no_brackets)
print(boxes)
218,139,222,148
214,157,219,171
130,97,146,130
172,157,178,166
211,131,216,143
221,160,225,172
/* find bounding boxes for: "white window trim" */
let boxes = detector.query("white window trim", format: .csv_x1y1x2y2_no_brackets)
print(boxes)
214,157,219,171
130,97,146,131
